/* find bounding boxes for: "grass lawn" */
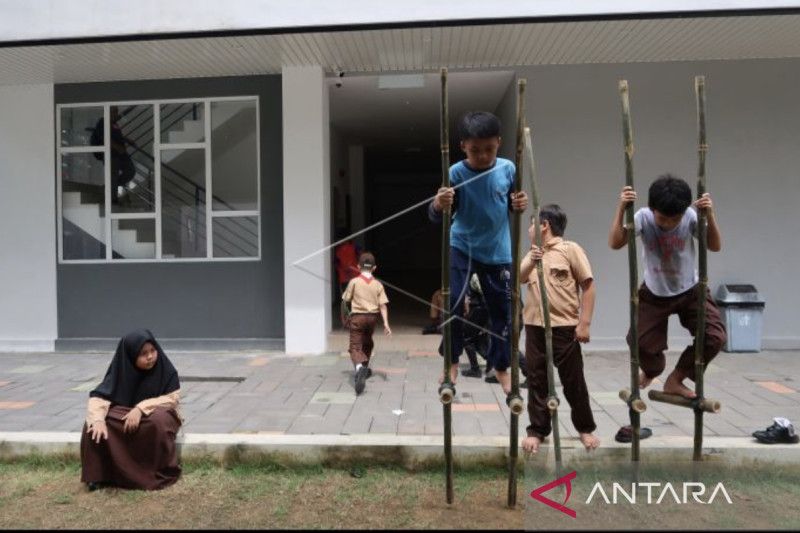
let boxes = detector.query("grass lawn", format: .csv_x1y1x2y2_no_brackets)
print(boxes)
0,457,523,529
2,456,799,529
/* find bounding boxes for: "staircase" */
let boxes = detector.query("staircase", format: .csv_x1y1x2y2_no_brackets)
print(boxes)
62,191,155,259
62,101,258,260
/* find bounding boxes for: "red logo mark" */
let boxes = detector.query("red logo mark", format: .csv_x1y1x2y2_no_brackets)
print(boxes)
530,470,577,518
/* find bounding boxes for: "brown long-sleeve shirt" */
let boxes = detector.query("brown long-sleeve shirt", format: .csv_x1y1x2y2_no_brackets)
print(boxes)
85,389,182,428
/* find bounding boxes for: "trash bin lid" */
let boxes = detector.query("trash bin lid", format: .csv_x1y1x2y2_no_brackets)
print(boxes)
715,284,765,306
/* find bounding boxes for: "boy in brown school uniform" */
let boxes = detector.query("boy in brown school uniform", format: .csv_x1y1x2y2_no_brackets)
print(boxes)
520,205,600,453
342,252,392,395
608,175,726,401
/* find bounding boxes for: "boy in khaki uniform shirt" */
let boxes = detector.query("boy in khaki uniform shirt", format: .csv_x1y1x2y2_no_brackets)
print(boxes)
520,205,599,453
342,252,392,395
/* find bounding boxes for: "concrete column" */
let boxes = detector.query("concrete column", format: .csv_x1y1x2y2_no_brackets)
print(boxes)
282,66,331,354
0,84,57,351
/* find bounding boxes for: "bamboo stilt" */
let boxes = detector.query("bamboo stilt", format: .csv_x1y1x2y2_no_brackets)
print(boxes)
648,390,720,413
619,389,647,414
618,80,643,464
438,67,454,505
506,79,526,509
522,126,562,471
694,75,709,462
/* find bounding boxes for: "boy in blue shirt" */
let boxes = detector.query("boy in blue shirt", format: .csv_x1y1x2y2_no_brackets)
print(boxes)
429,111,528,394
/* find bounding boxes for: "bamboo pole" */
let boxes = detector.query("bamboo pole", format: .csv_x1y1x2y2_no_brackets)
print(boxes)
694,75,709,462
522,126,562,469
618,80,643,463
438,67,454,504
648,390,720,414
506,78,526,509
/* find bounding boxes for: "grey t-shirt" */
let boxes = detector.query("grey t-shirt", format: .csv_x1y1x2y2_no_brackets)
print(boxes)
634,207,698,297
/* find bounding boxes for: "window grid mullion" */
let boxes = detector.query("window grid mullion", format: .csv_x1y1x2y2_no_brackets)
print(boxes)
204,100,213,258
104,105,112,260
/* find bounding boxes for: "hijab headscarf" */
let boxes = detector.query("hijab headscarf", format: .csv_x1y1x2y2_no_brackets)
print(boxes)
90,329,180,407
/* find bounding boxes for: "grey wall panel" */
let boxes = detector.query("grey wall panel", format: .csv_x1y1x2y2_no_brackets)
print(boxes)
55,75,284,339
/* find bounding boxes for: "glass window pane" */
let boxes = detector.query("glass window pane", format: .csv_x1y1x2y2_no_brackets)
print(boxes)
110,105,155,214
161,148,206,258
60,106,104,147
213,216,259,258
211,100,258,211
161,102,205,144
112,219,155,260
61,153,106,260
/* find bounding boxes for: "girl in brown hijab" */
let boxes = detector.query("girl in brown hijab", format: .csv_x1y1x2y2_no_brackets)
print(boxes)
81,329,182,491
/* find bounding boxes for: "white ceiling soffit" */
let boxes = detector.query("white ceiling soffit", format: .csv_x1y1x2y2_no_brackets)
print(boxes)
2,15,800,85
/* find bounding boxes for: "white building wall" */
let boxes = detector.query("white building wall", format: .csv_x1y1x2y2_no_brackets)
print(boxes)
282,65,331,354
0,84,57,351
508,58,800,349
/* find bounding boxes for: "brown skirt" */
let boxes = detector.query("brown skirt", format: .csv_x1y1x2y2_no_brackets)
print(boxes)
80,405,182,490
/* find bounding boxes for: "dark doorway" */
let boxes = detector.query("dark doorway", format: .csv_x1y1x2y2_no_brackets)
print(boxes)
363,146,441,331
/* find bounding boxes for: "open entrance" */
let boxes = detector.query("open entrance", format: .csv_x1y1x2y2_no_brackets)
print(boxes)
329,70,515,333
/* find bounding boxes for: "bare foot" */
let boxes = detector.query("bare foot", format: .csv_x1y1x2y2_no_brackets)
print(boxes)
662,369,697,399
639,370,654,389
495,370,511,395
522,436,542,454
579,433,600,451
438,366,459,386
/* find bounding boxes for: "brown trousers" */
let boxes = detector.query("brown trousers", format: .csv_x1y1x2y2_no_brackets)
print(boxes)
348,313,379,365
80,405,181,490
627,284,727,381
525,325,596,440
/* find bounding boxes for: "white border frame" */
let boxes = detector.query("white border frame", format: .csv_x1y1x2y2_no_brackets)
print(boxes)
56,95,262,264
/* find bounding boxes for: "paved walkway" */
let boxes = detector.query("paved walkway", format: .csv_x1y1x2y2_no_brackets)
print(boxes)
1,338,798,446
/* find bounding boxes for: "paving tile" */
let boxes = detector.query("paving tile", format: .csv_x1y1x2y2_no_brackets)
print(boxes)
8,365,53,374
69,381,99,392
299,355,339,367
0,401,36,409
309,391,355,405
754,381,796,394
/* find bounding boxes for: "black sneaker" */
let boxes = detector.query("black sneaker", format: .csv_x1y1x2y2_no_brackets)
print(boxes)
520,378,529,389
614,425,653,443
366,368,373,379
354,366,369,395
461,367,482,378
484,369,498,384
752,418,800,444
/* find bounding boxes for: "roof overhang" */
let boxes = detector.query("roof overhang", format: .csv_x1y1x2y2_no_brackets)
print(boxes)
1,6,800,85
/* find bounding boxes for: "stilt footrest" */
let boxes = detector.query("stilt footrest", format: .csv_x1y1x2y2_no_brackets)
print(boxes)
439,383,455,405
648,390,720,413
619,388,647,413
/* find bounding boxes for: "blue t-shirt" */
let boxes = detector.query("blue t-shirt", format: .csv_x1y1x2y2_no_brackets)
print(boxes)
449,158,516,265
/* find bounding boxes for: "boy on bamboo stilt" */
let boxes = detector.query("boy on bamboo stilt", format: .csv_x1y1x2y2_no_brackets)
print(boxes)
342,252,392,395
609,175,726,400
428,111,528,395
520,205,599,453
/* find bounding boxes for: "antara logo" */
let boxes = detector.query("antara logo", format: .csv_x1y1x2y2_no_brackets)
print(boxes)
586,481,733,505
530,471,733,518
530,471,577,518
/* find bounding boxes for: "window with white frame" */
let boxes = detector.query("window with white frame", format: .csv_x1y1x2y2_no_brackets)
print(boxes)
57,97,261,262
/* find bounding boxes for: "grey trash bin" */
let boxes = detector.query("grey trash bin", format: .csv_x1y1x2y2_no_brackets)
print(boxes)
715,284,765,352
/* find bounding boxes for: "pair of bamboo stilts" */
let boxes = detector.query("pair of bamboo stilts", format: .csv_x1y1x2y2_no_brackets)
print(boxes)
617,76,721,465
437,71,550,508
